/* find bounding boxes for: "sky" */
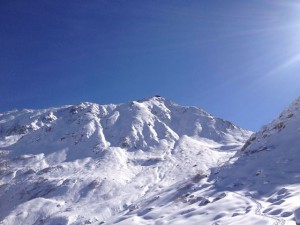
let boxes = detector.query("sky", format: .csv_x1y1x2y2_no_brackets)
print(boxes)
0,0,300,131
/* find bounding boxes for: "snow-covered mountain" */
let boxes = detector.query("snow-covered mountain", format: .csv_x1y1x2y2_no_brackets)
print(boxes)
212,97,300,225
1,96,300,225
0,96,249,160
0,96,251,225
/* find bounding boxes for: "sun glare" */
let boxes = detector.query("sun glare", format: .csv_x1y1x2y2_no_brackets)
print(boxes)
263,2,300,77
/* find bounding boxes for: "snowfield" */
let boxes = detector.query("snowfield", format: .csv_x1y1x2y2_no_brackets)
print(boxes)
0,96,299,225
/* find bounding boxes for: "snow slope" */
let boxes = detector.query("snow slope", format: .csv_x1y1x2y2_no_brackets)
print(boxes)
2,96,300,225
104,95,300,225
0,97,252,225
113,96,300,225
213,97,300,225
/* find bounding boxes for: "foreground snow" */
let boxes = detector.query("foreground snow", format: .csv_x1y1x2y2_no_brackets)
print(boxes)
0,96,299,224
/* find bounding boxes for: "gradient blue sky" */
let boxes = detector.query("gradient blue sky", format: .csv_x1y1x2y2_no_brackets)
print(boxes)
1,0,300,131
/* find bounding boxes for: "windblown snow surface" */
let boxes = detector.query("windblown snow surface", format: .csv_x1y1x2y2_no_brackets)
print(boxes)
0,96,299,225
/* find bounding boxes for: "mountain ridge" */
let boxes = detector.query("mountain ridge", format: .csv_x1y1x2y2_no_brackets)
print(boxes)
1,96,300,225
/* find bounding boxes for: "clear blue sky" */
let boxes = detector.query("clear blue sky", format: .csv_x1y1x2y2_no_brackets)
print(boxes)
1,0,300,131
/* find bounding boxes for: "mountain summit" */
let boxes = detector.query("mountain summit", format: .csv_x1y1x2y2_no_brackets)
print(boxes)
1,96,300,224
0,97,252,224
0,96,250,159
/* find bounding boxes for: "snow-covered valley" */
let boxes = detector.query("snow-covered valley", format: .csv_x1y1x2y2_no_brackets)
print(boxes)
0,96,300,225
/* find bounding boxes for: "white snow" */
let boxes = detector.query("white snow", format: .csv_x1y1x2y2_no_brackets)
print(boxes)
294,208,300,224
1,96,300,225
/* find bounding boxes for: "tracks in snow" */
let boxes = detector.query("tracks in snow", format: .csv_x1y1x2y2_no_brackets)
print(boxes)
233,192,285,225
